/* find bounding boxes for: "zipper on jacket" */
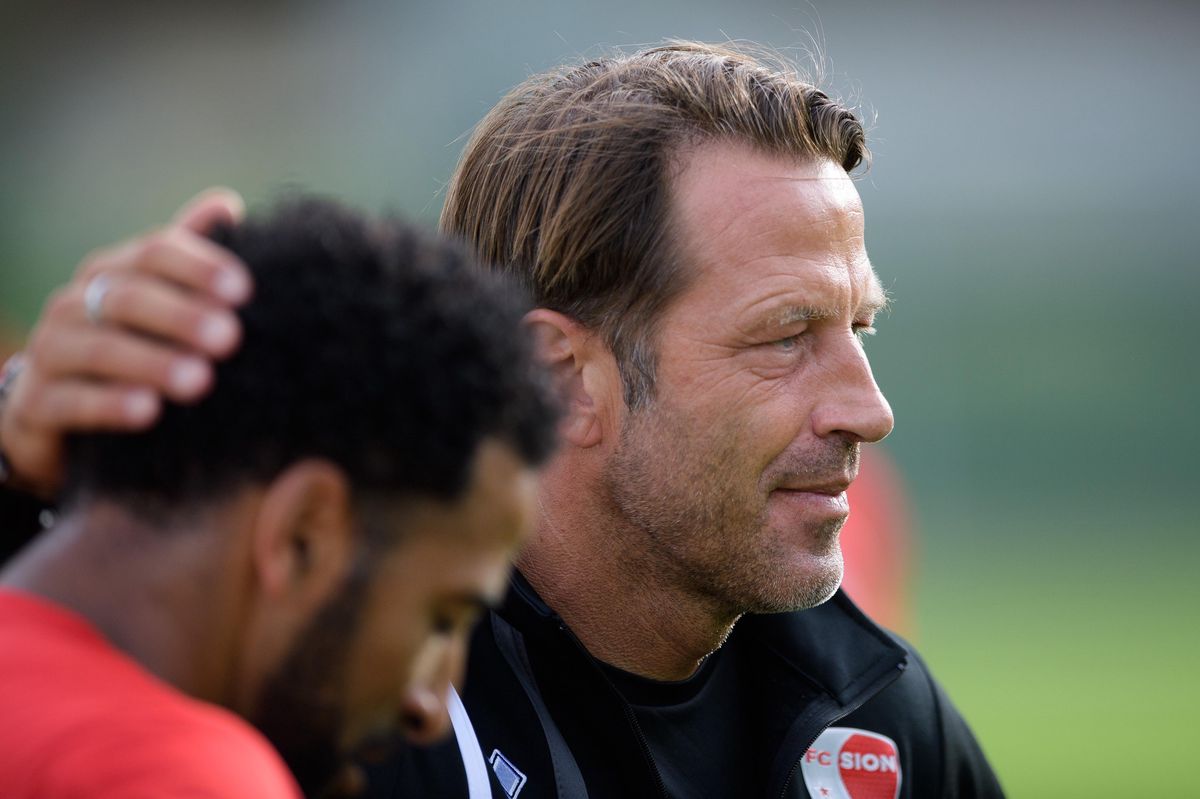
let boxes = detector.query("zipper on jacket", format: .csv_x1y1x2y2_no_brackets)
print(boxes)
617,695,671,799
775,661,907,799
557,621,671,799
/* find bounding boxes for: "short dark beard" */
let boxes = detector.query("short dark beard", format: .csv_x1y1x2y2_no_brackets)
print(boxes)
252,570,369,797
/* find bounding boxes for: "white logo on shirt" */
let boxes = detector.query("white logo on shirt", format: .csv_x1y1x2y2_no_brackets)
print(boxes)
489,749,528,798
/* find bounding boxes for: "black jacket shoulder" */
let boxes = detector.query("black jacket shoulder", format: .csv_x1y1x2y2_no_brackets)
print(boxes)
368,579,1004,799
835,633,1004,799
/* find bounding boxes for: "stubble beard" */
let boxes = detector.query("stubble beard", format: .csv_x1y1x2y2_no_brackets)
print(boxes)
603,400,850,617
252,575,369,798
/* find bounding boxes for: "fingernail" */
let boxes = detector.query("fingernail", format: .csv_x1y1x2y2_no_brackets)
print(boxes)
124,391,158,423
169,358,209,396
198,314,237,351
214,268,251,304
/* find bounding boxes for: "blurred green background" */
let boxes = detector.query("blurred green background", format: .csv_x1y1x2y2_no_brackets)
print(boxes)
3,1,1197,795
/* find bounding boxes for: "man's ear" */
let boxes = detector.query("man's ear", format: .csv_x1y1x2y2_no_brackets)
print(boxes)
524,309,619,449
251,459,357,614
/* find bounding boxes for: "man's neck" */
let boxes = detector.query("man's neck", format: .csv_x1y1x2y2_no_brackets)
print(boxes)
1,504,244,704
518,471,740,682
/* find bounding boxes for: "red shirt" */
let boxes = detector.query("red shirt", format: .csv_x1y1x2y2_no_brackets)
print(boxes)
0,589,301,798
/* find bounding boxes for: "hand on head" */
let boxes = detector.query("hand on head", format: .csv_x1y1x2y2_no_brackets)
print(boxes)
0,188,252,496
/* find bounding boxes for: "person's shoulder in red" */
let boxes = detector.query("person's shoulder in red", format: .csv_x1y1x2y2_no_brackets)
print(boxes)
0,589,301,799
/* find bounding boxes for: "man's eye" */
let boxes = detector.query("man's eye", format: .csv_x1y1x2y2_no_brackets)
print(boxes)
773,334,803,351
432,608,485,636
853,324,877,342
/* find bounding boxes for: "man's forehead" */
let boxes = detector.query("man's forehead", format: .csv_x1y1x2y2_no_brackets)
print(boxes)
671,144,865,243
649,141,885,338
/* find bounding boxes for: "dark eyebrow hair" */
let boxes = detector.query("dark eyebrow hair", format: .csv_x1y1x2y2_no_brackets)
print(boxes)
439,591,500,613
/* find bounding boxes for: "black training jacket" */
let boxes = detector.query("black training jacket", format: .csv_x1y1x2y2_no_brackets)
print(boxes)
0,486,47,566
366,572,1004,799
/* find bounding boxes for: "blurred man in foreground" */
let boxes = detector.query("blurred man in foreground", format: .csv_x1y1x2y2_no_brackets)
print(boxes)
0,43,1002,798
0,198,556,797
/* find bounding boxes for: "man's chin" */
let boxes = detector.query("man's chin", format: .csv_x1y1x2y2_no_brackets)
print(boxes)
352,726,408,765
256,720,347,799
741,552,844,614
313,762,368,799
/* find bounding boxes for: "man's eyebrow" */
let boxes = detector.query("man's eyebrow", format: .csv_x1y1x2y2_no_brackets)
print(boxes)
761,289,890,329
441,591,500,613
764,305,839,327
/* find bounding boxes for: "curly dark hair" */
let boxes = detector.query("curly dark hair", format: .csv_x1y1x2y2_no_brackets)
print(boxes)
63,197,558,518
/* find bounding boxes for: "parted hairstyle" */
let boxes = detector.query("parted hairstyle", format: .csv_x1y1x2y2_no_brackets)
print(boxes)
64,197,558,520
441,40,869,407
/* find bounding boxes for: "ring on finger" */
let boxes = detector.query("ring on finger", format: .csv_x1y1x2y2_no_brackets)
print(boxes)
83,274,114,325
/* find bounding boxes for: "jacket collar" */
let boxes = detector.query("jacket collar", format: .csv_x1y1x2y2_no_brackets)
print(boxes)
737,591,908,706
505,569,907,709
501,571,909,798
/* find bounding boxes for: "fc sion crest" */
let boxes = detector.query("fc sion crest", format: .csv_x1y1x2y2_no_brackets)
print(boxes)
799,727,901,799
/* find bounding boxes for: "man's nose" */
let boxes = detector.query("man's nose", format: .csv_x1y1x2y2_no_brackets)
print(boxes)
400,683,452,745
811,343,894,443
400,637,469,745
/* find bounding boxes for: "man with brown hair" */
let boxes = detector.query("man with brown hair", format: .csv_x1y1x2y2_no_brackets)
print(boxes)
0,42,1002,798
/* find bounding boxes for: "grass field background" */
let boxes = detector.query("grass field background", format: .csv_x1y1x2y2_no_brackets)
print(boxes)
914,506,1199,796
3,2,1197,796
868,204,1200,796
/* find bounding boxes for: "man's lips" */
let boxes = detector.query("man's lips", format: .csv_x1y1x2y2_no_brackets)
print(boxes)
773,478,853,496
769,476,854,521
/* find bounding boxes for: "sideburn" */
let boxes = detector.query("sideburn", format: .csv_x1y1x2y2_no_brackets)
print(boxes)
251,556,372,798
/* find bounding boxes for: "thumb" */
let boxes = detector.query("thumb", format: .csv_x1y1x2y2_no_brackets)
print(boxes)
171,187,246,234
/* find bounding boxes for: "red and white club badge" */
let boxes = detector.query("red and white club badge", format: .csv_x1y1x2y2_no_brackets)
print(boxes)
800,727,901,799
